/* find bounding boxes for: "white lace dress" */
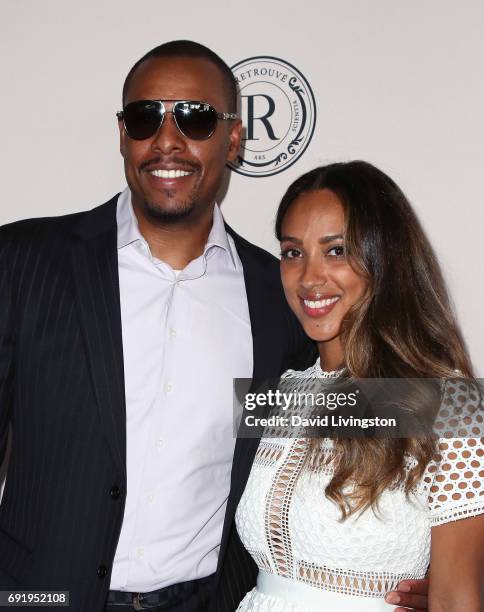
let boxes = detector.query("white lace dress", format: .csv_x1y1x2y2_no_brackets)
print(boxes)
235,361,484,611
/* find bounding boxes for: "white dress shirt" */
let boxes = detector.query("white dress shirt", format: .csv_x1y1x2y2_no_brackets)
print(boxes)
110,188,253,591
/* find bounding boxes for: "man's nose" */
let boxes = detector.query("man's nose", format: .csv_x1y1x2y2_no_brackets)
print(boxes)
150,111,186,155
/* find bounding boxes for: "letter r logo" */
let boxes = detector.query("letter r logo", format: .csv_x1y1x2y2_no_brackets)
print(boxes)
243,94,278,141
229,56,316,177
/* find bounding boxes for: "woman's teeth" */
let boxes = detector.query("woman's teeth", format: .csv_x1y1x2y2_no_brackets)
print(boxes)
303,296,339,309
150,169,193,178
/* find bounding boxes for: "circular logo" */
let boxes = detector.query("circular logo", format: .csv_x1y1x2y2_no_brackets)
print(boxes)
228,56,317,178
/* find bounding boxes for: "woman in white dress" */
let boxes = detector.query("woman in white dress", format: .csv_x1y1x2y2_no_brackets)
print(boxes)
235,161,484,611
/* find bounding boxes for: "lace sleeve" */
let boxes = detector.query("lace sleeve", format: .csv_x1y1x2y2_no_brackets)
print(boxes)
426,437,484,526
426,379,484,526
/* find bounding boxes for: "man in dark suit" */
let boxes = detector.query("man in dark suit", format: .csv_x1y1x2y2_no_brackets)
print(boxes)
0,40,428,612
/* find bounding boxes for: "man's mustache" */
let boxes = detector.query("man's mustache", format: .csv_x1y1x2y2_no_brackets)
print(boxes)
140,157,201,173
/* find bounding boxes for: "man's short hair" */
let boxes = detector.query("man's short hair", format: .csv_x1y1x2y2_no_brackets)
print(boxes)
122,40,237,113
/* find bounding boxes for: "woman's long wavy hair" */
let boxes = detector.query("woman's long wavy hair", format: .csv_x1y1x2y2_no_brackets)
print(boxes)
276,160,475,519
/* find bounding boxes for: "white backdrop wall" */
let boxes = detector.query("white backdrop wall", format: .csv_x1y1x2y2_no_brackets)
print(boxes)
1,0,483,373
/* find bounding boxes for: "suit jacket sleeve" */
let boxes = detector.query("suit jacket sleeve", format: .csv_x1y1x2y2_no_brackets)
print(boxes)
0,228,14,465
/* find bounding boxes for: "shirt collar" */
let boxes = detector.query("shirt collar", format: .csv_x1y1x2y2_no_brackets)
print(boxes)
117,187,144,249
116,187,237,269
204,200,237,268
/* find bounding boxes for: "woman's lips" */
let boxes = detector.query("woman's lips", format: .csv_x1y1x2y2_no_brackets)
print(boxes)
299,295,340,318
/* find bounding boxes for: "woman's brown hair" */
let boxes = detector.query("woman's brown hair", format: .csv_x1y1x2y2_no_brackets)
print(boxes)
276,160,475,519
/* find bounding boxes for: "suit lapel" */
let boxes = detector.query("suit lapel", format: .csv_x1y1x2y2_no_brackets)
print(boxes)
70,197,126,477
231,236,284,498
218,228,287,564
227,226,286,382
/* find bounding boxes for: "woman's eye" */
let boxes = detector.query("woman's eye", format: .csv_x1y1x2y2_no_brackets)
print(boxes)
280,248,301,259
327,245,345,257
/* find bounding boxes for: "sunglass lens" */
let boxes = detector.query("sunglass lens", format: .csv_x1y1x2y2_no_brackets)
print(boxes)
123,101,162,140
174,102,218,140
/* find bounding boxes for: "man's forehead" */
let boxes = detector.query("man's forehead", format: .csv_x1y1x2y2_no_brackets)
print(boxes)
126,56,226,103
129,56,223,89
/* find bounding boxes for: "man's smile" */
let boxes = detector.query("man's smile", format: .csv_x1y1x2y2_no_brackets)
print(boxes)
149,168,194,179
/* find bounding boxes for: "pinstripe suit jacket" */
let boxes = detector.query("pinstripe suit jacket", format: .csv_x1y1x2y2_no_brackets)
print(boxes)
0,194,315,611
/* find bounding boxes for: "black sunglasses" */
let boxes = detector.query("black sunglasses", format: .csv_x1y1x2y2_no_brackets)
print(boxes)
116,99,237,141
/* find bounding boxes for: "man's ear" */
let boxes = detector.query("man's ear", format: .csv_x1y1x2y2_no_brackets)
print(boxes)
118,120,126,158
226,118,242,163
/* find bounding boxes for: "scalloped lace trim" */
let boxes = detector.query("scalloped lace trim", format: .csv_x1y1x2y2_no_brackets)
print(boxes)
431,499,484,526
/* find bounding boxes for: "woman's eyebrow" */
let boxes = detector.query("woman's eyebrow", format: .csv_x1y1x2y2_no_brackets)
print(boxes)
320,234,343,243
280,234,343,244
280,235,302,243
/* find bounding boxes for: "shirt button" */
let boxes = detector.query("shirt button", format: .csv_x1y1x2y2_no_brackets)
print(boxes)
156,438,164,448
97,565,108,579
147,494,155,503
110,485,121,499
137,548,144,558
164,383,172,393
169,328,176,337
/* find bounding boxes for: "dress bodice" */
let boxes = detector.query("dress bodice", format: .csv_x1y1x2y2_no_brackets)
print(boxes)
235,362,484,610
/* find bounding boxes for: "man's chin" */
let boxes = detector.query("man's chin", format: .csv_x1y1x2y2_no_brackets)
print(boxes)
143,199,195,224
